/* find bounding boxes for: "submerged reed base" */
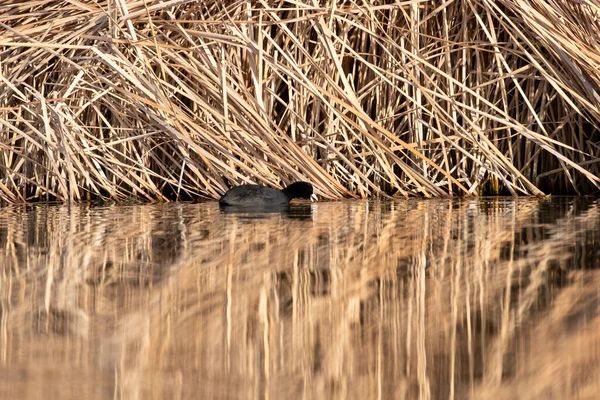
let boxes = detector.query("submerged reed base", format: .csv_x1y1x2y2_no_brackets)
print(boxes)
1,1,599,203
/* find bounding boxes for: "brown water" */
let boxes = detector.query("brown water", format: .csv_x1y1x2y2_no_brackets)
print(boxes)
0,198,599,400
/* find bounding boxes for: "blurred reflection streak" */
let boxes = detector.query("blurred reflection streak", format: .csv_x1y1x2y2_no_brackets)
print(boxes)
219,203,314,221
0,199,598,399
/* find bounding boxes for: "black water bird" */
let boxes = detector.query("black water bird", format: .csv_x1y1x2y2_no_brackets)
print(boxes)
219,181,317,207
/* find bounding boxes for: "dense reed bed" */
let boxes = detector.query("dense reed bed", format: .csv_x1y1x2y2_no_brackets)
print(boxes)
1,0,599,202
0,199,598,398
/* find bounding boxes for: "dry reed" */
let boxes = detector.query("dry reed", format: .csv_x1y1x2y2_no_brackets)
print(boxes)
1,0,600,202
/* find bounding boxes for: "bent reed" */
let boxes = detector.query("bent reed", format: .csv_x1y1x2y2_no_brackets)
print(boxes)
1,0,599,203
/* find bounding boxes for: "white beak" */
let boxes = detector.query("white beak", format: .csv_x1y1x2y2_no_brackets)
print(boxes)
310,194,318,202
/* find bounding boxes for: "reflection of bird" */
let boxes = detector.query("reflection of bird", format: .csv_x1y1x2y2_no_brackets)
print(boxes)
219,182,317,207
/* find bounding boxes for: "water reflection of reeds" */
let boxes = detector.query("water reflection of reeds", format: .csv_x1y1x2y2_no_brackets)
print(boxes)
0,199,598,399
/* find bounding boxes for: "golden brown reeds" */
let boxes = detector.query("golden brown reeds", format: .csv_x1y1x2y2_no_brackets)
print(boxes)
1,0,599,202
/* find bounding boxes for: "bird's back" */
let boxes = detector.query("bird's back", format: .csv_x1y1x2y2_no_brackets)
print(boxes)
218,184,289,206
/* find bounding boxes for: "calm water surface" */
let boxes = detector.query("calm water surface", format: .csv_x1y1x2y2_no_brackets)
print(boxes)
0,198,599,399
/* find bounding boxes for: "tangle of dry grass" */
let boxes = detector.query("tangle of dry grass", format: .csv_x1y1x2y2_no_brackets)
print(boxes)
1,0,599,202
